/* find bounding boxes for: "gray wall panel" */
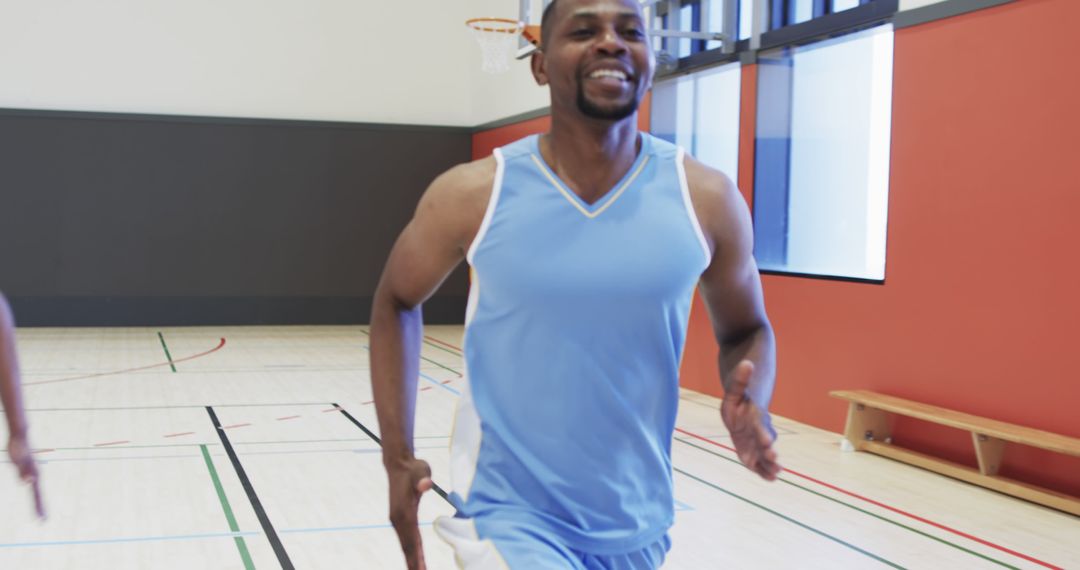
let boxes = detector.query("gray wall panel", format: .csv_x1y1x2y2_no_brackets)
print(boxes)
0,109,472,326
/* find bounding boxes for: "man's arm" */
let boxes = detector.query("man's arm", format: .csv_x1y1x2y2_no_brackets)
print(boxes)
370,158,493,570
685,157,781,481
0,293,45,517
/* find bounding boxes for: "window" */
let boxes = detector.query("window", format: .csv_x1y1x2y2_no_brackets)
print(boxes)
768,0,882,30
651,62,742,185
752,24,893,281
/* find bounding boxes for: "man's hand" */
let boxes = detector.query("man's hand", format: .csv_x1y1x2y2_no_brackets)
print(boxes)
721,360,781,481
7,434,45,519
387,457,434,570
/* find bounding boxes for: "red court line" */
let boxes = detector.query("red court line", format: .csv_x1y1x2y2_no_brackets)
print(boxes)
423,336,463,353
164,432,195,438
276,416,301,421
322,408,340,413
32,449,56,454
93,440,130,447
24,338,228,386
675,427,1061,569
222,423,251,430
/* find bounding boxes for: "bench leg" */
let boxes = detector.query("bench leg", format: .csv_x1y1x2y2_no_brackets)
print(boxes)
972,433,1007,476
843,402,893,451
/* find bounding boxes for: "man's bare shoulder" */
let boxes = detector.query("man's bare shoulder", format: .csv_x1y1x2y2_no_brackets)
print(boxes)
411,156,498,253
423,156,498,212
682,154,748,251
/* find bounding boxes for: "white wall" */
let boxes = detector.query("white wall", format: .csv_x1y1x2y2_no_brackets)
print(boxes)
467,0,551,125
0,0,477,126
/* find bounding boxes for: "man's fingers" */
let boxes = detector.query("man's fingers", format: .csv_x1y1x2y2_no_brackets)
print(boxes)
17,456,38,482
757,453,782,481
410,460,433,487
725,360,754,401
30,479,45,520
397,520,425,570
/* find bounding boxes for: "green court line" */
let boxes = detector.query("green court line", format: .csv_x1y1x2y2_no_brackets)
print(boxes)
674,437,1018,569
674,466,905,569
200,444,255,570
358,329,465,376
157,332,177,373
420,339,464,358
420,354,463,377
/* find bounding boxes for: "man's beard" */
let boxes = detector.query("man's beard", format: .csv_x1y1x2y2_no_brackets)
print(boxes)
576,83,640,121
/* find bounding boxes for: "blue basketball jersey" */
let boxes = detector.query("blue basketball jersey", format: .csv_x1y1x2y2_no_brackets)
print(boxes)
444,133,711,555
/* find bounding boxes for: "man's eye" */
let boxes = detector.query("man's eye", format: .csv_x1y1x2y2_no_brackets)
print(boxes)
624,28,646,39
570,28,594,38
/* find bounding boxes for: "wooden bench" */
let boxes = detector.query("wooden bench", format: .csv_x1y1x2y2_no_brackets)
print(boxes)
830,390,1080,516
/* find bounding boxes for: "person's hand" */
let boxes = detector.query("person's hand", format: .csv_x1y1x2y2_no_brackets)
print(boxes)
7,434,45,519
721,360,781,481
387,457,433,570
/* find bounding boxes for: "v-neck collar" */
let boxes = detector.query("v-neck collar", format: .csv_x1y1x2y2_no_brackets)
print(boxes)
529,133,652,220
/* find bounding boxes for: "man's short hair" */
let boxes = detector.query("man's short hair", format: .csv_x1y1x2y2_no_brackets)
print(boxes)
540,0,559,49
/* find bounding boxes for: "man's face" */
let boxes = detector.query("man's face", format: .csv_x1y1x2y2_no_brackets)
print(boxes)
535,0,655,121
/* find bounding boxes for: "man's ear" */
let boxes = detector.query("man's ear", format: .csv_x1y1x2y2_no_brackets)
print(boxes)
531,49,549,86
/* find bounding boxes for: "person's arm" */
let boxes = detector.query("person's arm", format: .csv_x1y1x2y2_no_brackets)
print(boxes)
685,157,781,482
0,293,45,517
371,159,492,570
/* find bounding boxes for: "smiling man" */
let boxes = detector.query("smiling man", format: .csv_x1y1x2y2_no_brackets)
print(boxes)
370,0,779,568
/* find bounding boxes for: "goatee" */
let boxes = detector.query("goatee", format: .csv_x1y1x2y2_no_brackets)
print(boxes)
576,86,640,121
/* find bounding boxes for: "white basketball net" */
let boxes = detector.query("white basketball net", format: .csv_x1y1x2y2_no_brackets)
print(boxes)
467,19,524,74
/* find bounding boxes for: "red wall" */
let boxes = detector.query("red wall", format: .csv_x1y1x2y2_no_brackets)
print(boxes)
682,0,1080,496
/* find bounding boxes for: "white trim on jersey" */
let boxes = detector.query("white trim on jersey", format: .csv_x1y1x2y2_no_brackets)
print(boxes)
433,516,510,570
466,148,507,265
676,147,713,267
449,149,505,507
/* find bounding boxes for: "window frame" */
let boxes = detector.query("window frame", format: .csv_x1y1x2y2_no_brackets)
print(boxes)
655,0,898,78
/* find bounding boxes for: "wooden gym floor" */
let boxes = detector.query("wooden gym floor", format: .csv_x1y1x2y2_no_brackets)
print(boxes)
0,326,1075,569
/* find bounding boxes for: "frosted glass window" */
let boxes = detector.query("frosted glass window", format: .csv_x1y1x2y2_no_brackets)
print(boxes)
739,0,753,39
753,25,893,281
792,0,814,24
652,62,742,183
832,0,862,12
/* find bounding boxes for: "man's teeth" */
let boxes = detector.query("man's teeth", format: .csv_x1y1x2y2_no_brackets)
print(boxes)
589,69,628,80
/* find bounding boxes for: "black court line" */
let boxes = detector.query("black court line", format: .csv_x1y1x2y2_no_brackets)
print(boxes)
207,406,295,570
331,402,453,505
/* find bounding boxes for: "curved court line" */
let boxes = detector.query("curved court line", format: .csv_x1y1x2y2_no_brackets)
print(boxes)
23,338,227,387
675,428,1062,570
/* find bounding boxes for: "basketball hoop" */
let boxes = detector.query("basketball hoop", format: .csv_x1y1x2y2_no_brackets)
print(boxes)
466,18,525,74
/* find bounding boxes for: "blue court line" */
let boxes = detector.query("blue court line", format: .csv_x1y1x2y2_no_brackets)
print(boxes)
419,372,461,396
0,531,260,549
0,523,443,549
279,522,434,535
